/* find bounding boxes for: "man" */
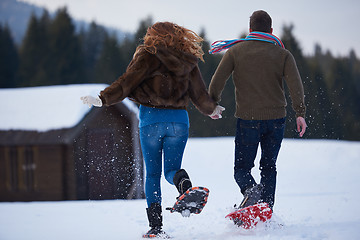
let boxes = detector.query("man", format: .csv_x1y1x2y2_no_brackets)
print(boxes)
208,10,307,210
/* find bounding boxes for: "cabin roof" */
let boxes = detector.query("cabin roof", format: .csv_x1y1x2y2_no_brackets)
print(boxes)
0,84,138,132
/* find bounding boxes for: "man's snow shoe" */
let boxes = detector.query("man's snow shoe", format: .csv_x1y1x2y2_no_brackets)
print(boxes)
166,186,209,217
238,183,264,209
226,202,273,229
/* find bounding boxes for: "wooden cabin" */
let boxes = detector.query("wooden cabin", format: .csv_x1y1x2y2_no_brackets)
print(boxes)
0,84,144,201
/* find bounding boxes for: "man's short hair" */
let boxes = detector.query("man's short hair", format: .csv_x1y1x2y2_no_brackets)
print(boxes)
250,10,272,33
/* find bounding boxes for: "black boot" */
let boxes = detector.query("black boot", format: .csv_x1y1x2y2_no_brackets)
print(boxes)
143,203,169,238
173,169,192,195
239,183,264,209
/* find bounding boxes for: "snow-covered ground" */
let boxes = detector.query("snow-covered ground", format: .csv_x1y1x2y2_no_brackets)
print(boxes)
1,137,360,240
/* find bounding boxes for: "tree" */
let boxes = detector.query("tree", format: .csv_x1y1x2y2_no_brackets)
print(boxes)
326,56,360,140
281,24,312,138
47,7,84,85
17,11,50,86
119,16,153,66
189,29,236,137
79,22,107,83
0,23,19,88
281,24,339,139
94,16,154,85
307,55,340,139
95,33,124,84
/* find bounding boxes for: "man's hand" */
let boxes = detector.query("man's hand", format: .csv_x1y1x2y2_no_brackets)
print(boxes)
209,105,225,119
296,117,307,137
80,95,102,108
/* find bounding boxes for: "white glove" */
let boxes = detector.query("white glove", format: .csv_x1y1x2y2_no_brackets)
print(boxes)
209,105,225,119
80,95,102,108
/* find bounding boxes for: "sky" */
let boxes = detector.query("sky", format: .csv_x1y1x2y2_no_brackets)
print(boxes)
20,0,360,56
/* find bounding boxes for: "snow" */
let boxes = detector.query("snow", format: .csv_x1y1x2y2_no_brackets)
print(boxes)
0,84,138,132
1,137,360,240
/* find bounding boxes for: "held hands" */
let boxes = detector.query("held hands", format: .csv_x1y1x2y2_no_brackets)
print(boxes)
209,105,225,119
80,95,102,108
296,116,307,137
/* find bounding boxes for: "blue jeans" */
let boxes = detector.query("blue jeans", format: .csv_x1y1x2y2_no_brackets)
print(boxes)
234,118,285,208
140,122,189,207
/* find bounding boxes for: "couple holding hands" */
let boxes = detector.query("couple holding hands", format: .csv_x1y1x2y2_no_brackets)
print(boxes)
81,10,306,238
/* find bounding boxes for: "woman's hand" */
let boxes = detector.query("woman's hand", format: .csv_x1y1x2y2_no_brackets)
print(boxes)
80,95,103,108
209,105,225,119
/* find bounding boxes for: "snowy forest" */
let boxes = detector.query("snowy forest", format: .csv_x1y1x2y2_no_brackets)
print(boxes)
1,7,359,141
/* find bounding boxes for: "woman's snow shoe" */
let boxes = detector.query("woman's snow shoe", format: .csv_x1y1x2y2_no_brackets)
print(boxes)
143,203,170,238
166,186,209,217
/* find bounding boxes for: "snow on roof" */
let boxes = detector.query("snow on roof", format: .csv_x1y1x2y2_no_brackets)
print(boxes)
0,84,139,132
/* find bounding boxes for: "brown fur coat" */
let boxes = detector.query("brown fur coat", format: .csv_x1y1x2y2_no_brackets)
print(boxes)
99,46,216,115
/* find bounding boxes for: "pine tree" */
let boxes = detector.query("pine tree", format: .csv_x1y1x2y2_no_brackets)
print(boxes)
47,7,84,85
119,16,153,66
79,21,107,83
95,16,154,85
281,24,311,138
281,24,337,139
308,53,340,139
282,25,360,140
17,11,50,86
0,23,19,88
95,33,124,84
189,29,236,137
326,56,360,140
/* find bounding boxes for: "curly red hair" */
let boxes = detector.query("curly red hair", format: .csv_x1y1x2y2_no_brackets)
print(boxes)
140,22,204,61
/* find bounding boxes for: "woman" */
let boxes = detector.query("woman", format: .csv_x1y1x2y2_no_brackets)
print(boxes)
81,21,224,238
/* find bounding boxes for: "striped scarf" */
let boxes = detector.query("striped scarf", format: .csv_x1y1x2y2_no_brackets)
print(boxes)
209,31,285,54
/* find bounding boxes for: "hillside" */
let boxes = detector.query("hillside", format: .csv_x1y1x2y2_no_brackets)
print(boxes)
0,0,129,44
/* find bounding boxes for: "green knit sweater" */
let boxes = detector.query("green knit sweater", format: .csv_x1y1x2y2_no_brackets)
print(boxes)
209,40,306,120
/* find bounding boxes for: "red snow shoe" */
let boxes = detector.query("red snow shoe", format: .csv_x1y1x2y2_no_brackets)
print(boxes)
225,202,272,229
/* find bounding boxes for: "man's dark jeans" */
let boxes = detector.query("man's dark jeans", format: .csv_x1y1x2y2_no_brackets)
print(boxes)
234,117,286,208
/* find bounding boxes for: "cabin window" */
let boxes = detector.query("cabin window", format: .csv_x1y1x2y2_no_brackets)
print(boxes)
23,147,35,191
9,147,19,191
7,146,36,192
